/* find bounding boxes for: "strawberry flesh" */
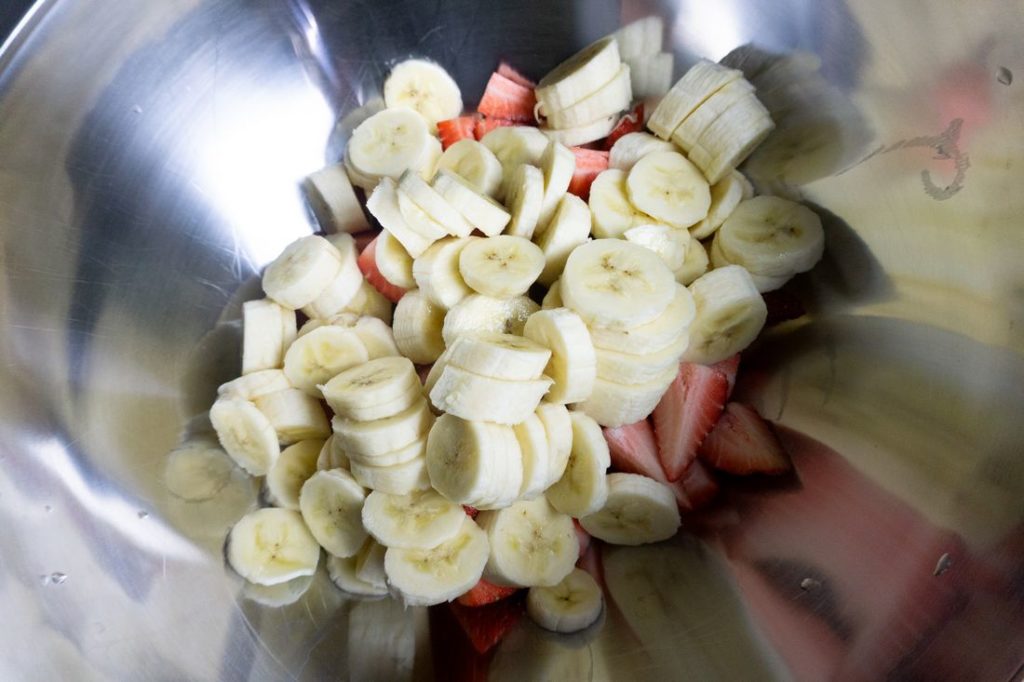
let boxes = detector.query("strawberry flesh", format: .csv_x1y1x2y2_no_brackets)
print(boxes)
474,117,516,140
449,596,524,654
437,115,479,150
357,236,406,303
477,72,536,123
699,402,791,475
711,354,741,397
567,147,609,201
652,363,729,480
604,103,645,149
457,578,519,607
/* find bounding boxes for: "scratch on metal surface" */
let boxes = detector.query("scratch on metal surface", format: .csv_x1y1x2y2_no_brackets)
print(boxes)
232,601,297,681
417,25,443,45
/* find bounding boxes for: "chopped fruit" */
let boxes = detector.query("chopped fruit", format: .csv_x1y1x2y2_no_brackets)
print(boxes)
711,354,741,397
652,363,729,480
457,579,520,607
474,117,516,140
577,540,604,587
357,236,407,303
699,402,791,475
763,288,807,326
497,61,535,88
463,505,480,518
573,519,592,556
676,459,719,510
567,147,610,200
450,597,524,654
477,72,537,123
438,116,480,149
351,229,377,253
604,103,645,149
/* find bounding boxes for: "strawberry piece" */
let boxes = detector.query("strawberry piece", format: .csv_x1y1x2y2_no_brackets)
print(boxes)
573,519,591,556
477,72,536,123
699,402,791,475
577,540,605,588
351,229,378,253
437,115,479,150
497,61,535,88
450,597,524,654
677,459,719,510
604,103,645,149
457,579,519,607
357,236,406,303
567,147,609,201
652,363,729,480
711,354,741,397
429,605,492,682
763,288,807,326
474,117,516,140
463,505,479,518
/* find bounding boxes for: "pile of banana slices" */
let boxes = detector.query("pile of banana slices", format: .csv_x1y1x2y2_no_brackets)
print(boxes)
199,15,826,635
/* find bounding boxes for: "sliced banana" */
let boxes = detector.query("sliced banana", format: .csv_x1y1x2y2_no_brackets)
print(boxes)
682,265,767,364
446,332,551,381
362,488,465,549
594,333,688,384
709,235,790,292
320,356,420,420
302,233,365,319
514,414,553,500
241,299,294,374
504,164,545,239
527,568,604,633
480,126,551,200
392,289,447,364
317,434,351,471
437,139,503,198
429,365,552,425
396,186,450,241
227,508,320,585
541,280,563,309
347,107,434,185
716,196,824,278
623,224,689,272
327,554,389,598
373,230,416,289
350,455,431,495
432,170,511,237
354,539,389,590
535,402,573,487
164,440,235,502
343,280,394,325
478,497,578,587
266,439,324,510
458,235,545,297
689,170,746,239
398,169,474,238
242,573,315,607
299,468,367,558
412,236,476,309
346,436,425,468
586,282,695,354
302,162,370,235
561,239,675,329
540,114,619,148
686,94,775,184
426,414,523,508
210,398,280,475
674,238,709,285
669,78,755,151
384,516,489,606
628,52,674,99
366,178,435,258
535,37,621,113
522,308,596,405
544,64,632,130
253,388,331,443
612,15,664,60
608,131,675,171
441,294,539,346
344,152,380,193
383,59,463,132
588,169,654,238
626,151,710,228
219,368,291,401
283,325,369,395
262,235,342,310
647,59,743,139
537,141,575,228
535,194,591,286
350,315,400,359
546,412,610,517
331,398,433,459
575,364,677,428
580,473,680,545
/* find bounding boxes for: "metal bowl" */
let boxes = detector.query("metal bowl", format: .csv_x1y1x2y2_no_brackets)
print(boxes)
1,0,1021,679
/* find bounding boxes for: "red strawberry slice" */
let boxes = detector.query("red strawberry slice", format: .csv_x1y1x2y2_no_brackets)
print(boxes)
763,288,807,326
437,115,479,150
711,354,741,397
474,117,516,140
676,459,720,510
573,519,591,557
477,72,536,123
567,147,609,201
463,505,479,519
497,61,535,88
652,363,729,480
357,236,406,303
351,229,378,253
699,402,791,475
604,103,645,149
457,579,519,607
450,597,524,654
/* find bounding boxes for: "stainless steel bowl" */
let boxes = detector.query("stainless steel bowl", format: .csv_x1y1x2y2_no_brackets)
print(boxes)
1,0,1022,679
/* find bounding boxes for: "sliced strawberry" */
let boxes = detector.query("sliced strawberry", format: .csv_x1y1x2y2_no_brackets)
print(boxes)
457,579,520,607
429,604,492,682
573,519,591,557
357,236,406,303
450,597,524,654
474,117,516,140
604,103,645,149
699,402,791,475
351,229,378,253
567,147,609,201
463,505,479,519
711,354,741,397
477,72,536,123
497,61,535,88
652,363,729,480
676,459,719,510
763,288,807,326
577,540,605,588
437,115,479,150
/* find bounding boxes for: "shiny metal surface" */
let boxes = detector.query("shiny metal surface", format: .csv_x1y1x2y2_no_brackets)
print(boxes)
1,0,1021,679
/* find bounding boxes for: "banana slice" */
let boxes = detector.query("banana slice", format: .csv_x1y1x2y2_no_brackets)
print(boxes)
412,236,476,309
546,412,610,517
535,402,573,487
541,280,563,309
303,162,369,235
576,364,677,427
396,187,450,241
355,539,389,592
682,265,767,364
579,473,680,545
514,414,553,499
210,398,280,475
536,194,591,286
347,107,433,185
674,238,709,285
446,332,551,381
588,169,654,238
383,59,463,132
587,282,695,354
422,350,449,399
302,233,364,318
299,468,367,558
253,388,331,443
350,315,400,359
242,574,314,607
686,94,775,184
398,169,474,238
426,414,523,508
647,60,743,139
437,139,503,198
561,239,675,329
612,16,664,60
623,224,690,272
227,508,320,585
689,170,746,239
321,355,420,419
374,230,416,289
503,164,545,239
384,516,489,606
350,455,431,495
362,488,465,549
628,52,674,99
537,141,575,228
266,438,323,510
164,440,235,501
669,79,755,151
332,398,433,459
342,280,394,325
441,294,539,346
241,299,295,374
626,151,710,228
327,554,389,598
346,436,426,468
429,365,552,425
527,568,604,633
709,236,790,292
522,308,596,405
392,289,446,364
480,126,550,200
220,369,291,401
262,235,342,310
317,434,351,471
608,131,675,171
419,136,443,181
540,114,618,148
478,497,578,587
432,170,511,237
283,326,369,395
459,235,544,297
344,152,380,193
716,196,824,277
536,37,622,113
543,64,632,130
594,333,688,384
366,178,436,258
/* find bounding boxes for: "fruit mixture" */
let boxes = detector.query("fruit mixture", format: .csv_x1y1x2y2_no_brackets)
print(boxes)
205,15,824,643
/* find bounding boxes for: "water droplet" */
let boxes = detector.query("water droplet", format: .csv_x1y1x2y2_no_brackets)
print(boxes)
137,510,149,519
131,105,143,114
800,577,821,590
997,67,1013,86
